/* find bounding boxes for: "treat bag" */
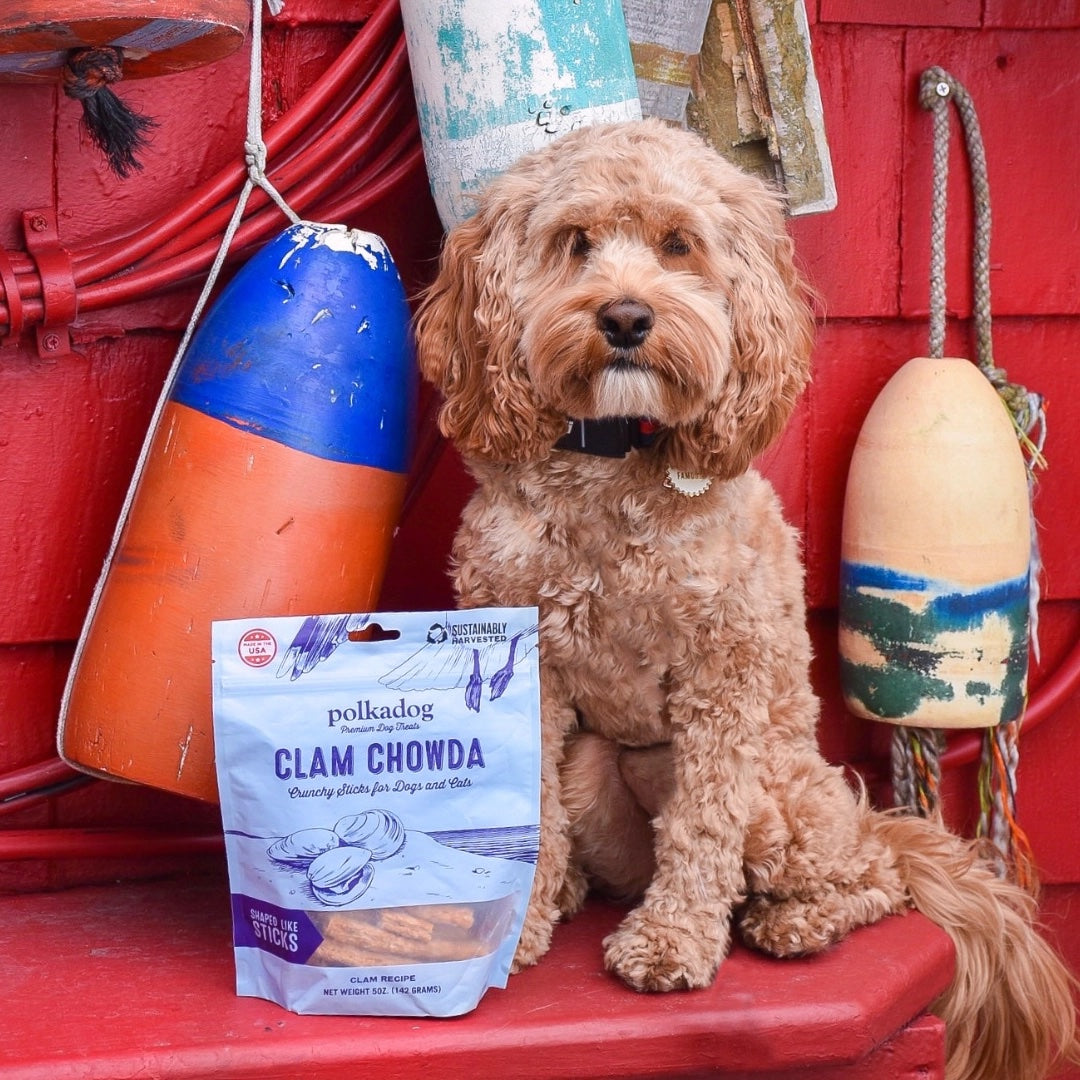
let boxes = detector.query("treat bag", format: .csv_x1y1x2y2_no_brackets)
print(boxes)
212,608,541,1017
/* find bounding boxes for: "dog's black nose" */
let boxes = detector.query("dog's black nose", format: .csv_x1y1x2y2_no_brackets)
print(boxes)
598,299,654,349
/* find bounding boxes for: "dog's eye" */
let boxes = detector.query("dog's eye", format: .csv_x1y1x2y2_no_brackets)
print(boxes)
661,230,692,257
569,228,591,257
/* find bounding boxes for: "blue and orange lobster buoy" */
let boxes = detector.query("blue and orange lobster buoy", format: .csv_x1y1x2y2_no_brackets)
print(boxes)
839,355,1032,731
59,222,415,802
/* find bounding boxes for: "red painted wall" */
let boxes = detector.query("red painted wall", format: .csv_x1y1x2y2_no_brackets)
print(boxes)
1,2,1078,915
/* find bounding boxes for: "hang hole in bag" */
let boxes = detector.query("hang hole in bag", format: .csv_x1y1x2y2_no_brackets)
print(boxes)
348,623,401,643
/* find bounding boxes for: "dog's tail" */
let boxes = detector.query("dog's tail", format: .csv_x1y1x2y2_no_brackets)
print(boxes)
868,810,1079,1080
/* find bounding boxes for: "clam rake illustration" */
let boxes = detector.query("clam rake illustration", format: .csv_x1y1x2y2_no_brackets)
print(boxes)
381,623,539,712
276,614,539,712
277,613,372,681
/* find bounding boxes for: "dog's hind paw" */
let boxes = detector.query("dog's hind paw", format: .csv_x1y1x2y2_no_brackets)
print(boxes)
739,886,901,957
603,907,726,992
739,896,839,957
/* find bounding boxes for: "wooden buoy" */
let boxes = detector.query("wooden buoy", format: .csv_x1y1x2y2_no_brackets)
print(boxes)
839,356,1032,729
58,222,415,802
400,0,641,229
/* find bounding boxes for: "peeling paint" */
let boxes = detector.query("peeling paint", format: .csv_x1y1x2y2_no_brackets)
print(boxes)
177,725,194,779
839,561,1029,728
276,222,394,274
402,0,640,228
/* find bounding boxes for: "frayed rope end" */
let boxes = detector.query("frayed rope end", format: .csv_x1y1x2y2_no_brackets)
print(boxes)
62,47,158,179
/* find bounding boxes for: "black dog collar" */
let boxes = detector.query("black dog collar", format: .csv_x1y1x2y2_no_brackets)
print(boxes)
554,417,659,458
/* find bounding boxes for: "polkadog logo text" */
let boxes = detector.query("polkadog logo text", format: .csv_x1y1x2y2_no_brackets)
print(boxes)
328,698,434,730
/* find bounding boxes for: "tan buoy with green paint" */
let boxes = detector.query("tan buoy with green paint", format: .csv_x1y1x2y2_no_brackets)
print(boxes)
838,355,1032,729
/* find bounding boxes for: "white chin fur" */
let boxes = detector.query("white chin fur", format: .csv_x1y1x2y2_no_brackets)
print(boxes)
592,366,663,418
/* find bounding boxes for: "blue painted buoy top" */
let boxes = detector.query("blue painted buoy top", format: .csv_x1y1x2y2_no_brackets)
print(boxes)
173,222,415,474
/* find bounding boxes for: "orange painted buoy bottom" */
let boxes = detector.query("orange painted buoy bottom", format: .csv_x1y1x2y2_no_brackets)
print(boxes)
61,401,407,803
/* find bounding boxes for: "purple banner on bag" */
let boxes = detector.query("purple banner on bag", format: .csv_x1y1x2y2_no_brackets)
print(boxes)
231,894,323,964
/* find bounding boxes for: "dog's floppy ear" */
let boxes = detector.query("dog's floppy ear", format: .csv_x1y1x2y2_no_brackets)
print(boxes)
667,181,814,480
413,186,567,463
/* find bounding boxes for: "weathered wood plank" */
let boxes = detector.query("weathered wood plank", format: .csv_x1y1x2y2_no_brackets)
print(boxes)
788,25,906,317
681,0,836,213
819,0,980,27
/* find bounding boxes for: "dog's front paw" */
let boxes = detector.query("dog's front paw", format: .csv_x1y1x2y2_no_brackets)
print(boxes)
603,905,728,992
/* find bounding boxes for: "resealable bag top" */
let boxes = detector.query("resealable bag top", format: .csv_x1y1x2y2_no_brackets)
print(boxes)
211,608,540,1017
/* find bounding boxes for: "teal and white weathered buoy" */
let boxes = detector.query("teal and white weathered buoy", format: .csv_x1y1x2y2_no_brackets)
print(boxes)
839,356,1032,729
400,0,641,229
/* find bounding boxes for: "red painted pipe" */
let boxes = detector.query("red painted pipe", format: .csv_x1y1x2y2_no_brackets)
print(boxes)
940,632,1080,769
70,135,422,322
76,104,417,312
8,81,412,322
0,758,78,801
0,829,224,861
135,48,412,272
112,33,408,272
0,0,407,321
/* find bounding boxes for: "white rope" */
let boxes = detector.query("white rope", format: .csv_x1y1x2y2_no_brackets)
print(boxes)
171,0,299,370
242,0,300,230
60,0,299,734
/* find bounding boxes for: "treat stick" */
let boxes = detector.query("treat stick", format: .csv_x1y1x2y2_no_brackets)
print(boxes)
307,936,401,968
378,909,435,942
320,911,487,961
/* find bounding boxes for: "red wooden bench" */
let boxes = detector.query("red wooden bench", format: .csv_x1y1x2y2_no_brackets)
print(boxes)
0,872,953,1078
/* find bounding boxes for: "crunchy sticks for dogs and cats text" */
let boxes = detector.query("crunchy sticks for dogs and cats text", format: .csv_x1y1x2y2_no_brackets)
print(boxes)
212,609,540,1016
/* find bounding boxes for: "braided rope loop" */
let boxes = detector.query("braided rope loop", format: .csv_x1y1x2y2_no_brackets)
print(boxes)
918,67,1046,469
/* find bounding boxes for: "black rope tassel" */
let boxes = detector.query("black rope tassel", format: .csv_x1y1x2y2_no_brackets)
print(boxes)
62,47,157,178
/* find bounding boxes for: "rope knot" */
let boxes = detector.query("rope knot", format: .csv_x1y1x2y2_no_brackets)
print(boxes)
918,67,955,112
61,47,125,101
985,368,1036,430
244,137,268,180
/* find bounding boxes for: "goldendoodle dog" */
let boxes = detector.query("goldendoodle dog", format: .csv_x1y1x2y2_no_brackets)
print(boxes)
413,118,1076,1080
